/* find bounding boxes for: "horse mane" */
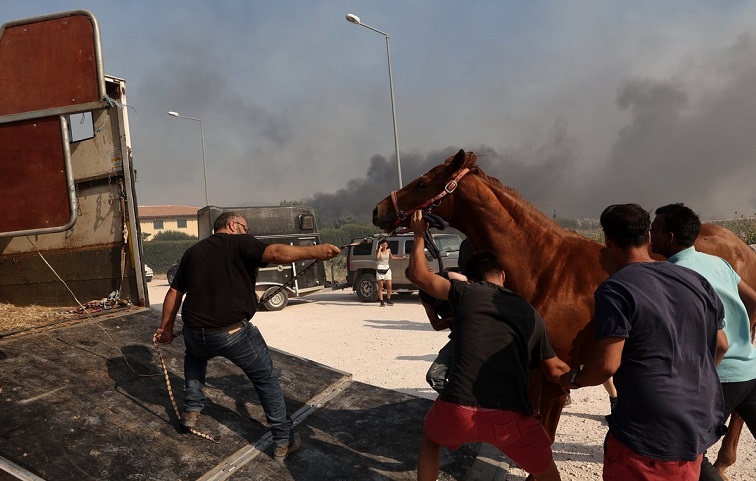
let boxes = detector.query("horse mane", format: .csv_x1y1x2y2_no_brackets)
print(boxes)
469,163,557,220
469,164,505,190
465,161,597,245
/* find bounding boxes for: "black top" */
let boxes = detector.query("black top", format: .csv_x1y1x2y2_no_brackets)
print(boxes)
594,261,725,461
172,233,269,328
418,272,454,322
441,279,555,412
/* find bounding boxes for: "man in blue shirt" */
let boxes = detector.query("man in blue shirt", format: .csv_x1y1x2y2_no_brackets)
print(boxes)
651,203,756,481
562,203,727,481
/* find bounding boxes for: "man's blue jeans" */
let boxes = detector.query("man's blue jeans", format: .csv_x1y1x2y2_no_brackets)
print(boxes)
182,321,293,447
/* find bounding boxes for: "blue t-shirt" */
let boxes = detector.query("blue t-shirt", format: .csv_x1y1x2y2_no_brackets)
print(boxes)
594,262,725,461
668,247,756,383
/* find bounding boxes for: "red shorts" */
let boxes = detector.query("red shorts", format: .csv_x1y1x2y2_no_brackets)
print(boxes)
423,398,554,475
603,432,702,481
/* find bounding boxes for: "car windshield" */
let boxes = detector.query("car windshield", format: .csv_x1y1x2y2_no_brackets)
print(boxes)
434,235,461,253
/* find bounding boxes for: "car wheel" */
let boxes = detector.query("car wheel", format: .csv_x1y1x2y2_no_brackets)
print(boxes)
356,273,379,302
262,286,288,311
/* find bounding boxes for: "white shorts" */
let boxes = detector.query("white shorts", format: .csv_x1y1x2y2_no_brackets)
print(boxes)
376,268,392,281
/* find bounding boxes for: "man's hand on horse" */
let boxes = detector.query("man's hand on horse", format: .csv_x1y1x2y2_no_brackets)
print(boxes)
410,210,429,237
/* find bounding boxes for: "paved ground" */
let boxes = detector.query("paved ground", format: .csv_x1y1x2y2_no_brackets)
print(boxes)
147,275,756,481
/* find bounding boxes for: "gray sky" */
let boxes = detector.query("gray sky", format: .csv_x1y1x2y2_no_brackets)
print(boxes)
5,1,756,221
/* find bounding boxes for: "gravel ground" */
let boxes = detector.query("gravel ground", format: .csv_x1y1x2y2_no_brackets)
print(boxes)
148,276,756,480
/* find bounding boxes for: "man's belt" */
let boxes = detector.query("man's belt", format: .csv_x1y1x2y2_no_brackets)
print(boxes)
185,320,246,335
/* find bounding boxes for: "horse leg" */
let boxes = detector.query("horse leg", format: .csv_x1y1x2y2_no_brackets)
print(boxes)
522,382,566,481
714,413,744,481
522,373,565,480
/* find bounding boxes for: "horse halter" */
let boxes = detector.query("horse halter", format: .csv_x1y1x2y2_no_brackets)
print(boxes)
390,167,470,227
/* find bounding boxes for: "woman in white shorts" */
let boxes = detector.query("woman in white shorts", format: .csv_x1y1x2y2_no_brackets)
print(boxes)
375,239,406,306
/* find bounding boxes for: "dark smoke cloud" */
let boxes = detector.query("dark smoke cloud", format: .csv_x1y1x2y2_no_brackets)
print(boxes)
577,33,756,219
305,33,756,224
303,124,581,226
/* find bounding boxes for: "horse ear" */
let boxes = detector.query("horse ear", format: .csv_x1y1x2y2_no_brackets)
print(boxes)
450,149,476,170
450,149,466,169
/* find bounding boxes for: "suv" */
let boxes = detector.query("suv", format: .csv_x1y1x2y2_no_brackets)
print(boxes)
345,233,462,302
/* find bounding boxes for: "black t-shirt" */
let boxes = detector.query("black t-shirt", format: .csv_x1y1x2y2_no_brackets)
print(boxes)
594,262,725,461
418,272,454,322
172,233,269,328
441,279,556,412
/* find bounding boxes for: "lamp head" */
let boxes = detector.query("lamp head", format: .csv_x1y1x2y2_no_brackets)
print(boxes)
345,13,361,25
168,111,179,117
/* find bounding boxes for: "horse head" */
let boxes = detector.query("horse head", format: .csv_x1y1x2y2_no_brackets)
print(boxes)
373,149,477,231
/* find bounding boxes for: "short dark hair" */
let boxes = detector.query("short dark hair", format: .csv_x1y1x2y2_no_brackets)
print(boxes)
465,249,502,281
654,203,700,247
214,212,243,232
458,238,474,275
600,204,650,249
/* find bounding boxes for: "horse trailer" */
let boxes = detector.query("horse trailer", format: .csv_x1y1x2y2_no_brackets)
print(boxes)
196,205,329,311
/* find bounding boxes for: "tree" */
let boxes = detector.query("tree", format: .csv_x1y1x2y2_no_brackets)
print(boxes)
334,215,362,229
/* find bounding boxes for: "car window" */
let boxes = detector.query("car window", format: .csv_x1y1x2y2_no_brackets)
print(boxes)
352,242,373,256
404,239,413,255
435,235,461,252
388,241,399,254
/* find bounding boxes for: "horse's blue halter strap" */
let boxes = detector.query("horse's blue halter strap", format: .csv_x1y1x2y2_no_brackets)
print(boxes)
390,167,470,227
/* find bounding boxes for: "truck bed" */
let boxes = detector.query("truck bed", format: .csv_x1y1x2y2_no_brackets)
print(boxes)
0,309,492,480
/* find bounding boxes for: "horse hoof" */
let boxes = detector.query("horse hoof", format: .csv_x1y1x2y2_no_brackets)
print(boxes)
714,466,729,481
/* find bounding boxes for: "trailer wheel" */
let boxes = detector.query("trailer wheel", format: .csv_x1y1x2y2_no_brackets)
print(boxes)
262,287,288,311
355,273,379,302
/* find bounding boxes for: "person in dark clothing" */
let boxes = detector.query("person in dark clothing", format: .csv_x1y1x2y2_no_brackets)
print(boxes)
154,212,340,462
418,269,465,393
560,203,728,481
408,211,568,481
416,238,472,394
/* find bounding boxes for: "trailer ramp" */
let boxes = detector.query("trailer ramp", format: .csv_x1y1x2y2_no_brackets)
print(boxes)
0,309,488,480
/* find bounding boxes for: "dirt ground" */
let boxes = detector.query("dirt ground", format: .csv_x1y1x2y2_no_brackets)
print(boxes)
147,275,756,481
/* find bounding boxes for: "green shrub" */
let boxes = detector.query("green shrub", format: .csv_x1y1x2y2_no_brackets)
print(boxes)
712,219,756,245
143,240,196,273
151,230,197,241
320,224,382,249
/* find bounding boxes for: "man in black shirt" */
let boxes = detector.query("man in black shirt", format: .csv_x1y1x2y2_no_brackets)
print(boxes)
408,211,568,481
155,212,339,462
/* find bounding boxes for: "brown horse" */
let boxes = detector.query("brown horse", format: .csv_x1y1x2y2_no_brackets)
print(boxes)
373,149,755,479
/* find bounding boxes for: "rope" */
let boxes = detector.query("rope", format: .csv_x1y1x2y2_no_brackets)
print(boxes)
23,237,159,378
258,240,367,305
152,333,219,443
101,94,137,114
258,259,321,305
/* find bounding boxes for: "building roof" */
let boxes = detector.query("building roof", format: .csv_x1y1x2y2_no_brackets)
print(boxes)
138,205,199,219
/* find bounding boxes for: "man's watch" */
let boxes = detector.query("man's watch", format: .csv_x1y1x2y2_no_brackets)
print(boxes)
569,369,582,388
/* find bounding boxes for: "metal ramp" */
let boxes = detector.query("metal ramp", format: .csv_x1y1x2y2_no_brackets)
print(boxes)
0,309,480,480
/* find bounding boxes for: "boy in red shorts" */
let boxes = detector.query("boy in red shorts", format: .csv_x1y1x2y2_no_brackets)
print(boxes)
408,211,569,481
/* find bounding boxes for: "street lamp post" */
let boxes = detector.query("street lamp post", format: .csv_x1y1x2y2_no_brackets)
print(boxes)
168,111,209,206
346,13,403,188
